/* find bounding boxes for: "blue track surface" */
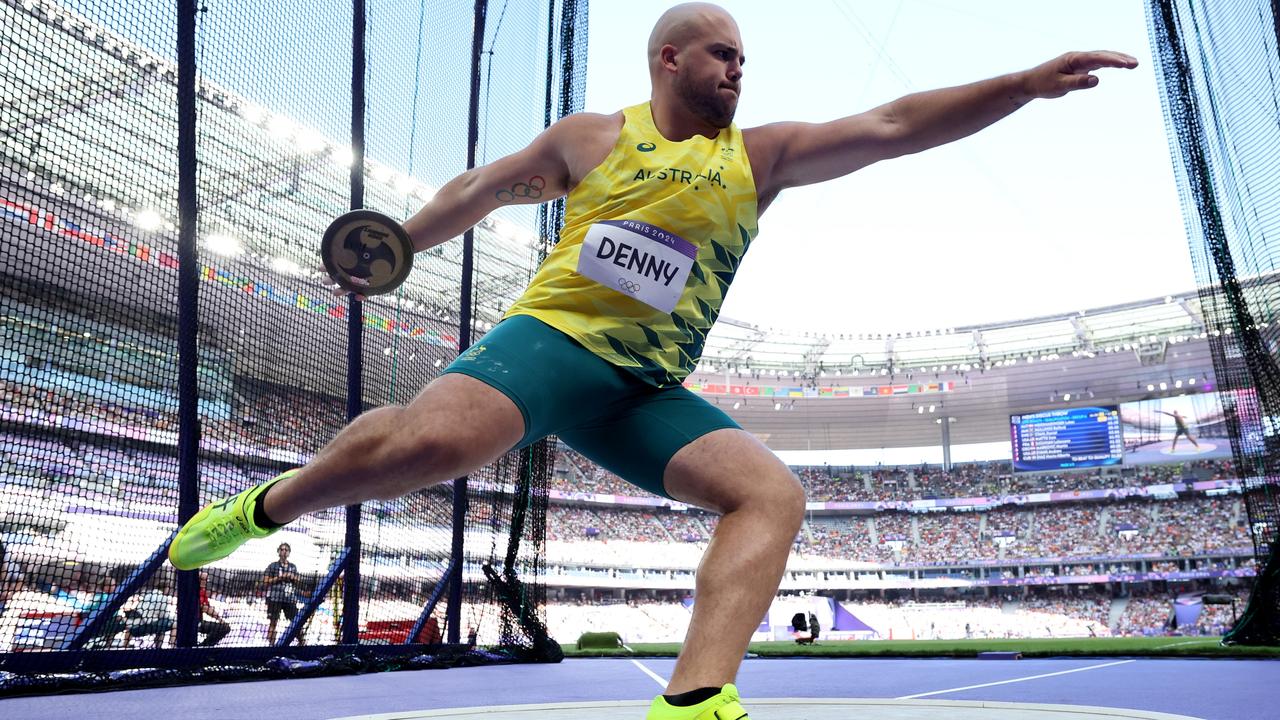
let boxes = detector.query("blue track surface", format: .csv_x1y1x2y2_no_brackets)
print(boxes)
0,657,1275,719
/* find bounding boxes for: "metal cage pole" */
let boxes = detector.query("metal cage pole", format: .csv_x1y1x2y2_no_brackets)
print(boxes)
173,0,201,649
341,0,369,646
447,0,488,646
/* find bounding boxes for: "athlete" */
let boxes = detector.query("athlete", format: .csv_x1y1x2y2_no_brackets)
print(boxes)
170,4,1137,717
1160,409,1201,451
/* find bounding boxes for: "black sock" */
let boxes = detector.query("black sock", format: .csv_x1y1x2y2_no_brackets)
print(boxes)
251,487,285,530
663,687,721,707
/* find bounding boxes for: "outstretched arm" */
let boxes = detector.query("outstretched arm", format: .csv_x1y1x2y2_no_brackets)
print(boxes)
748,51,1138,203
400,113,600,253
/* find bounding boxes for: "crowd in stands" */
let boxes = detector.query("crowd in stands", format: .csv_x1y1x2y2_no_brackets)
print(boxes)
543,584,1253,644
2,378,345,457
1,418,1252,570
1197,589,1250,634
1020,593,1111,629
547,506,715,544
1116,596,1171,636
4,566,1246,652
1,430,268,507
1113,587,1252,636
4,377,1244,505
0,379,1262,651
788,498,1244,565
1033,505,1106,558
547,507,604,542
1158,498,1251,554
854,595,1091,639
806,518,876,560
553,446,1237,504
915,513,982,564
546,498,1246,566
2,380,179,435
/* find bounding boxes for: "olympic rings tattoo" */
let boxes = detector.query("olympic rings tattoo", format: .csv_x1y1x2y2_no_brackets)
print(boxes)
617,278,641,294
495,175,546,203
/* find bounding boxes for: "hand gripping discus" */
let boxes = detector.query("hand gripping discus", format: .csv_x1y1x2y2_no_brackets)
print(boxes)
320,209,414,295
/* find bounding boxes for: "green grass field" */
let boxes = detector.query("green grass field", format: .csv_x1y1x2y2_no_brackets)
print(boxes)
563,636,1280,659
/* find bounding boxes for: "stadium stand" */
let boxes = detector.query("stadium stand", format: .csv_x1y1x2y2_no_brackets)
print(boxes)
0,356,1255,649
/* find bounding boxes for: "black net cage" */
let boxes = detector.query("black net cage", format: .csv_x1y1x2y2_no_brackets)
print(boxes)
1147,0,1280,644
0,0,588,694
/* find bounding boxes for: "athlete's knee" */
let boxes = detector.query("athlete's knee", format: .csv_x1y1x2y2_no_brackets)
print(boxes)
736,467,805,529
770,471,806,532
356,406,456,497
401,428,467,477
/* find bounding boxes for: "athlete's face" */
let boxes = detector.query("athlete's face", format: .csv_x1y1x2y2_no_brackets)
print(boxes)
673,19,744,128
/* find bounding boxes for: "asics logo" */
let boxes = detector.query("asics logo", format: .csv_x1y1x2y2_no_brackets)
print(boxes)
205,520,238,548
617,278,642,294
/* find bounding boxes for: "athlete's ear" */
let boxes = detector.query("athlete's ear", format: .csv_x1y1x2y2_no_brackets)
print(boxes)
660,44,679,73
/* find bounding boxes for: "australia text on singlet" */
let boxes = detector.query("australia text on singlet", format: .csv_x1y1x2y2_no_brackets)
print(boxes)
505,102,759,388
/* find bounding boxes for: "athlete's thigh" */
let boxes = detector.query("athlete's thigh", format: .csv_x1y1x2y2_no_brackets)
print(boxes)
394,372,526,478
438,314,633,454
559,386,740,501
397,316,584,476
662,426,802,515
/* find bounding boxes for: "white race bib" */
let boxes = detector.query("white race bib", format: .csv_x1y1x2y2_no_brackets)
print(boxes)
576,220,698,314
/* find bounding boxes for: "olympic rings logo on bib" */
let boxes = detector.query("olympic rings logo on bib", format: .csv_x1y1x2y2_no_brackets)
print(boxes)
577,219,699,314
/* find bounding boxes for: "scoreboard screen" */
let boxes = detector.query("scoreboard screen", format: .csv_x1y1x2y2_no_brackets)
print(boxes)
1010,406,1123,473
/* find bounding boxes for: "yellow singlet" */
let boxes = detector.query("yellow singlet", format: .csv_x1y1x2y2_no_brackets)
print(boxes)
505,102,759,388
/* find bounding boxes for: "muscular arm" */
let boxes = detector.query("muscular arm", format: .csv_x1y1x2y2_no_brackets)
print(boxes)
400,113,611,253
747,51,1138,205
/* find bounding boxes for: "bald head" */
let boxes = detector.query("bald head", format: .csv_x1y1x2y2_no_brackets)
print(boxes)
646,3,745,130
647,3,740,78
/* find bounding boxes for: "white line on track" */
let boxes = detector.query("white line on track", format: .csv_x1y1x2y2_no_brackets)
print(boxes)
896,659,1137,699
1156,639,1211,649
630,658,669,690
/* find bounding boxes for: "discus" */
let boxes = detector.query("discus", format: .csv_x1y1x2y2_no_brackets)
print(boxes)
320,209,414,295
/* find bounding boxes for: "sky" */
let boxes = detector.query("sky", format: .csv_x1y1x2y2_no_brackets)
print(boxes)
583,0,1195,336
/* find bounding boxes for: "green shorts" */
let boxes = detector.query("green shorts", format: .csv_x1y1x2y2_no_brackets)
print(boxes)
442,314,740,499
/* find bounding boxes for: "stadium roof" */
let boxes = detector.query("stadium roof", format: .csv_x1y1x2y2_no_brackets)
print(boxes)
698,287,1234,376
1,0,540,331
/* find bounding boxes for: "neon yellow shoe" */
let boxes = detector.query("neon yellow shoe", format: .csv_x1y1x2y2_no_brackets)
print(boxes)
646,684,748,720
167,470,296,570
